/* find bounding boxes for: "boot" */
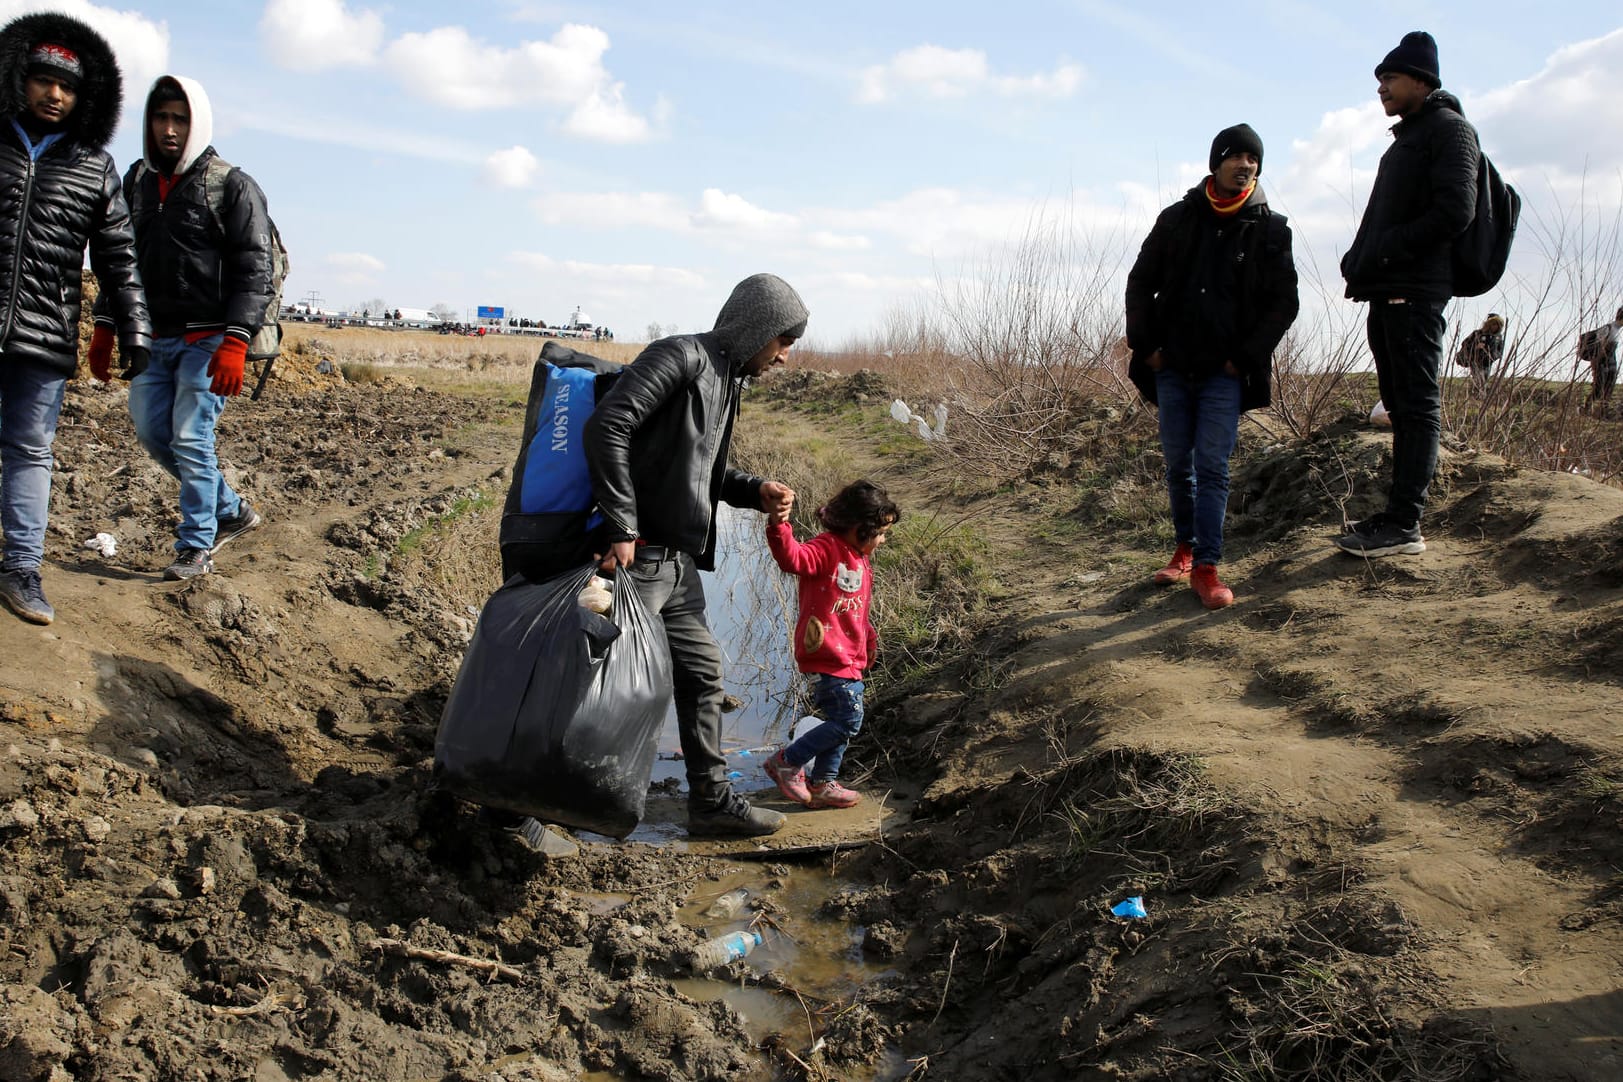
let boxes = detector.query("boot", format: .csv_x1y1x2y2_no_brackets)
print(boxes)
688,787,786,837
1152,543,1195,586
1191,563,1234,610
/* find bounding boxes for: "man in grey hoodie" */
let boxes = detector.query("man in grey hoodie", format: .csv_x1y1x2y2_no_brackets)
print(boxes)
585,273,809,836
93,75,272,581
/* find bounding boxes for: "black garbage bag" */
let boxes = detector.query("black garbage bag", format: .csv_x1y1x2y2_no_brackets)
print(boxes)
433,561,671,839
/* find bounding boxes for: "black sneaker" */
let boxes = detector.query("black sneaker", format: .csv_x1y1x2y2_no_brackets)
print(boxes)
0,567,54,625
163,548,214,580
688,790,787,837
1335,519,1426,557
213,500,263,553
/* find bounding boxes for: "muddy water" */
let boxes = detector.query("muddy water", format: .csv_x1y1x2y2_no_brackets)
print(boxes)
650,503,802,793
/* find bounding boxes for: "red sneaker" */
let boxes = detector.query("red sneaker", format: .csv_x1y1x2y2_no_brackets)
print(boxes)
763,751,811,804
806,780,862,809
1152,543,1195,586
1191,563,1234,610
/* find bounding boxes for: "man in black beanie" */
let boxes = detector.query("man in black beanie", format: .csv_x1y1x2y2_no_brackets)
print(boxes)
1126,124,1299,609
1338,30,1480,556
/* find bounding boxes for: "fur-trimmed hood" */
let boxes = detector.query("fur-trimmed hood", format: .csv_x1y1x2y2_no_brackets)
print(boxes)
143,74,213,176
0,11,122,149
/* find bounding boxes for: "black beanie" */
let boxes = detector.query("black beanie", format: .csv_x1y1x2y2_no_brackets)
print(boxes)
1209,123,1263,175
1375,31,1440,89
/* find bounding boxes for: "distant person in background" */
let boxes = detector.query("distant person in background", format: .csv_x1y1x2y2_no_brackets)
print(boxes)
97,75,272,580
1455,313,1505,395
1578,306,1622,416
1337,31,1480,557
1126,123,1300,610
0,12,150,626
762,480,898,811
585,272,808,837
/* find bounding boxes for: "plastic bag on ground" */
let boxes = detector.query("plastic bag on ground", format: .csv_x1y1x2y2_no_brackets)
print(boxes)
433,561,672,838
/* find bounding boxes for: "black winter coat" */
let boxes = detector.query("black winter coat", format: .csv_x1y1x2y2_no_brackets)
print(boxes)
584,273,809,571
1341,91,1480,302
582,333,765,571
1125,184,1299,412
0,12,149,375
115,149,274,339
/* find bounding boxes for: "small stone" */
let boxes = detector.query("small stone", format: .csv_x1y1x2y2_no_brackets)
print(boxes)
1,799,40,830
141,877,183,900
130,747,161,769
83,816,112,843
196,867,216,895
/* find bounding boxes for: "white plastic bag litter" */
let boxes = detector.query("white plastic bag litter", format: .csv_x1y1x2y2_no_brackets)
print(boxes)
82,532,117,557
1369,400,1392,428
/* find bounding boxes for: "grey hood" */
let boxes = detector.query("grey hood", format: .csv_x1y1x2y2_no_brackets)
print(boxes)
710,273,809,372
143,74,212,175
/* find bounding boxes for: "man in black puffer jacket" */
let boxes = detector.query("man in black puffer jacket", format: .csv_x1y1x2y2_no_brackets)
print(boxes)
1338,31,1480,558
0,12,150,626
585,273,808,837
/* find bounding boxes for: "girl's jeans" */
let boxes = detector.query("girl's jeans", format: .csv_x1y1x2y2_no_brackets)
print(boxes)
784,674,865,784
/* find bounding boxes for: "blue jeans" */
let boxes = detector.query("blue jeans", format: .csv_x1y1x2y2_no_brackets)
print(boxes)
1155,368,1242,566
0,358,68,572
1367,299,1445,528
128,335,245,553
783,674,865,784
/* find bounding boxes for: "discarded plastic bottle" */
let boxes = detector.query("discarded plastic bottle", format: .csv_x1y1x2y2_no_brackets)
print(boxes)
690,930,762,974
703,887,750,919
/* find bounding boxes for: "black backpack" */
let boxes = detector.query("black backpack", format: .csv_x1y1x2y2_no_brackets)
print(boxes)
1451,145,1520,298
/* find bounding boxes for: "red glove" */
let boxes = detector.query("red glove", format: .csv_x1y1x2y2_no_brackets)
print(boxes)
207,335,248,397
87,325,115,382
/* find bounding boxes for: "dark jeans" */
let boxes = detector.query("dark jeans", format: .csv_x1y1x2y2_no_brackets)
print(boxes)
783,674,865,784
1367,299,1445,528
622,550,729,800
1155,368,1242,566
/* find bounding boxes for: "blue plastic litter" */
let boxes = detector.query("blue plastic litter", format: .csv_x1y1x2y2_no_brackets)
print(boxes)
1111,896,1148,919
726,770,744,780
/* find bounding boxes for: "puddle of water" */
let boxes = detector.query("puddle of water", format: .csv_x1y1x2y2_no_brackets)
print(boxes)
650,504,802,793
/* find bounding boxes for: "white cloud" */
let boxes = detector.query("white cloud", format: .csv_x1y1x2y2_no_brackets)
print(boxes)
1472,28,1623,176
534,191,691,232
0,0,169,94
508,251,705,289
857,45,1081,104
259,0,384,72
809,231,871,251
382,22,653,141
695,188,798,232
325,251,385,285
482,146,541,189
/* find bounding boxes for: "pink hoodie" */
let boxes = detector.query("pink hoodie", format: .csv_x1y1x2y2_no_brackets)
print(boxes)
766,522,876,680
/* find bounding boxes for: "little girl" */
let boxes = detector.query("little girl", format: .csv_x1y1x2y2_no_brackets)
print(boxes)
762,480,899,809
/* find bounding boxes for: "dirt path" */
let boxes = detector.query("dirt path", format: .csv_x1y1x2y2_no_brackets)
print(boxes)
4,364,1621,1081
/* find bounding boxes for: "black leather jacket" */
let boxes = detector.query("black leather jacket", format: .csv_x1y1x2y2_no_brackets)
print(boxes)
0,12,149,375
1341,91,1480,302
584,273,810,570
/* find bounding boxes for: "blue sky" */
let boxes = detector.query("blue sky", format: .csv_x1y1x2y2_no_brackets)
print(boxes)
8,1,1623,344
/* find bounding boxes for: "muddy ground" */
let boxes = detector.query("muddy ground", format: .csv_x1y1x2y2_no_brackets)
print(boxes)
3,346,1621,1081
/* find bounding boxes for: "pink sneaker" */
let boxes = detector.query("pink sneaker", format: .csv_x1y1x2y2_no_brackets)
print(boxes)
806,780,861,809
763,751,811,804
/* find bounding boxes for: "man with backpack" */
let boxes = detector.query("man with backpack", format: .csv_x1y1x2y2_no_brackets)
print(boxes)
1455,313,1505,396
92,75,272,580
1126,123,1300,610
1579,307,1622,416
0,12,151,626
1338,31,1481,558
585,273,808,837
